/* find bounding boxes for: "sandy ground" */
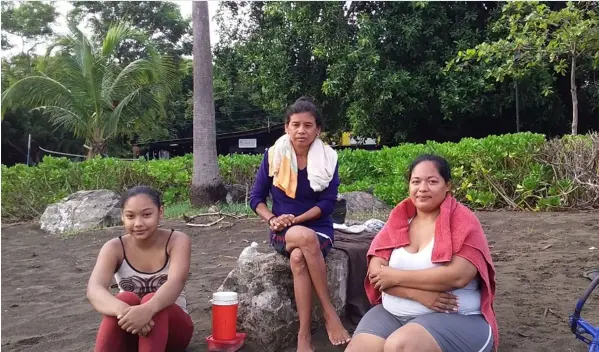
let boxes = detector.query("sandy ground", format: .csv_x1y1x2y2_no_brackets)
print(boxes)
1,211,598,352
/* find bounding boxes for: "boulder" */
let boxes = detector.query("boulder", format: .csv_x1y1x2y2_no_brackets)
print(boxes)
218,243,349,351
225,184,247,204
40,189,122,235
338,191,390,218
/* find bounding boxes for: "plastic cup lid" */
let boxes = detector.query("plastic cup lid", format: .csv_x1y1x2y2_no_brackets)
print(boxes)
213,291,238,301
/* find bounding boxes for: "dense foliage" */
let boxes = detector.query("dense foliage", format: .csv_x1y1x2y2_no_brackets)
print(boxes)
3,133,597,222
2,2,598,165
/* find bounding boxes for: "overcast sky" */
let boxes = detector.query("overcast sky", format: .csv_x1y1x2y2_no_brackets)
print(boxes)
3,1,220,57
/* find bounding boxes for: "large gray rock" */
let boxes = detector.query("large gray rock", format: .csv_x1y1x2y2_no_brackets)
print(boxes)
40,189,122,235
218,244,348,352
225,184,247,204
339,191,390,218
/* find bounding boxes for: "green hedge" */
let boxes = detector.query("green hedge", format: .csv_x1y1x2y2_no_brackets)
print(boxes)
2,132,594,222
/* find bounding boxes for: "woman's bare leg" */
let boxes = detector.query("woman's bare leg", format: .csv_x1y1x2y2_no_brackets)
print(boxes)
289,248,315,352
286,226,351,346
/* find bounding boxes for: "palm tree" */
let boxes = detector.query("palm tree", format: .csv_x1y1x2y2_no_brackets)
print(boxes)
190,1,227,206
1,21,178,157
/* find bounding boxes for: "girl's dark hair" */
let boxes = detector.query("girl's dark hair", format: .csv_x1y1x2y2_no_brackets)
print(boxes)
120,185,162,208
408,154,452,182
285,96,323,128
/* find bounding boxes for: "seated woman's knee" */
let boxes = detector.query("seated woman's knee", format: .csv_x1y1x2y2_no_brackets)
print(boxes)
288,226,319,248
384,333,416,352
346,334,385,352
115,291,140,305
140,292,155,304
289,248,307,274
344,339,363,352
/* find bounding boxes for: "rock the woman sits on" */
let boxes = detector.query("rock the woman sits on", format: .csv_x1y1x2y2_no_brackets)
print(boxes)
87,186,193,352
250,97,351,352
346,155,498,352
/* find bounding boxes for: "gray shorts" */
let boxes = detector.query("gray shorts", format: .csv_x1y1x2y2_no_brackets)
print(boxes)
354,305,494,352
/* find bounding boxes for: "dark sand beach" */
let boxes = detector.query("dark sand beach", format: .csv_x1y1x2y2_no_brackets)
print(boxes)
2,211,598,351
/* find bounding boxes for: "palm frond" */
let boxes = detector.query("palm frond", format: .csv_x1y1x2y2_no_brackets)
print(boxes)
2,20,178,146
107,55,178,102
149,55,180,94
42,55,89,97
100,61,120,107
104,83,168,138
31,105,90,138
44,21,103,111
108,58,156,95
67,20,96,55
104,87,143,137
45,36,77,57
102,22,149,57
1,76,84,119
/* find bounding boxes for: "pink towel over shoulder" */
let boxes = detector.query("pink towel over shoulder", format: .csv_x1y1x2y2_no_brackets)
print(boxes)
365,195,499,350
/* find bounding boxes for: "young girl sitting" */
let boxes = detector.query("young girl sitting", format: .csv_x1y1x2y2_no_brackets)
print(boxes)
87,186,193,352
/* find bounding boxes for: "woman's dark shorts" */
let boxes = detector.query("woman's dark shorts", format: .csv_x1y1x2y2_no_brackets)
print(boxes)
270,226,333,259
354,304,493,352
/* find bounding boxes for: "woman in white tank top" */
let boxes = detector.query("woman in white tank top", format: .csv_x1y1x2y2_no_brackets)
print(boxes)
87,186,193,352
347,155,497,352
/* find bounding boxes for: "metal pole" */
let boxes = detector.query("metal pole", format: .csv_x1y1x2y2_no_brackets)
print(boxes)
515,81,520,133
514,48,521,133
26,133,32,166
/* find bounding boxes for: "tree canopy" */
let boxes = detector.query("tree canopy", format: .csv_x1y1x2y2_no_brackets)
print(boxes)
2,1,598,166
1,22,178,157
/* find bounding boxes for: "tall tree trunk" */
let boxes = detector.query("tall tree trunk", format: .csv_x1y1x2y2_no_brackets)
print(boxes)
570,55,578,135
86,138,107,158
190,1,227,206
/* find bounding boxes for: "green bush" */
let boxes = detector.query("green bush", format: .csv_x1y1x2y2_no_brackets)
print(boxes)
337,132,550,208
2,132,596,222
0,153,262,222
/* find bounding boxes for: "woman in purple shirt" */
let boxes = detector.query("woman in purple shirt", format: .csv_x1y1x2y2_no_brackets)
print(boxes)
250,97,351,351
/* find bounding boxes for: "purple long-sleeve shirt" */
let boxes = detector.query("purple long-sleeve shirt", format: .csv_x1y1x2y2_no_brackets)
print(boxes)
250,150,340,240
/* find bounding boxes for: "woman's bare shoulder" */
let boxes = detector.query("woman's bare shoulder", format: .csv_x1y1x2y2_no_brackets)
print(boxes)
166,229,191,249
171,229,190,241
95,237,124,264
101,237,123,252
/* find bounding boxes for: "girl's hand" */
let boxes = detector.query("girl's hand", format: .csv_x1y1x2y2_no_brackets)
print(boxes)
115,301,130,318
138,320,155,337
117,305,154,334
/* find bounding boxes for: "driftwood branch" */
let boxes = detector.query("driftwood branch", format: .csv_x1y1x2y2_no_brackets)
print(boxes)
185,216,225,227
483,172,519,209
184,212,247,222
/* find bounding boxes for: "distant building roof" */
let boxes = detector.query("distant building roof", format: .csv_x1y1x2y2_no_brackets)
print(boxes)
136,123,286,148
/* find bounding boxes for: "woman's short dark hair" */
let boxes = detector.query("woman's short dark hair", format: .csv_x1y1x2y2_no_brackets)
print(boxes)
120,185,162,208
285,96,323,128
408,154,452,182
